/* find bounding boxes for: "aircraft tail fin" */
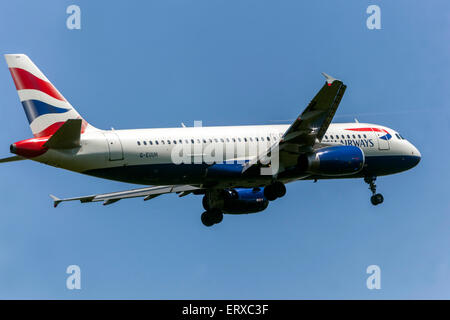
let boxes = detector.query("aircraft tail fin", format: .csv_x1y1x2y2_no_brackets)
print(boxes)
4,54,97,137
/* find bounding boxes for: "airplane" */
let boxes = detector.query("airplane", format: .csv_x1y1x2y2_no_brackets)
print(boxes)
0,54,421,226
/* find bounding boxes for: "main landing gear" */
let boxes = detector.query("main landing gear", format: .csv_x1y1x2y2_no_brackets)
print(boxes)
201,193,224,227
263,181,286,201
364,176,384,206
201,209,223,227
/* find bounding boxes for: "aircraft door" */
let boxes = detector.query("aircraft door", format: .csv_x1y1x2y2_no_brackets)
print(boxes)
103,132,124,161
373,129,390,150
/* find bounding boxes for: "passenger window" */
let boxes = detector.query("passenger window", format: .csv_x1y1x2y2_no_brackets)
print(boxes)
143,141,147,145
161,140,165,145
267,137,270,141
167,140,171,144
325,135,328,139
347,135,350,138
352,135,356,139
341,135,345,139
137,141,141,146
179,139,182,144
232,138,236,142
191,139,194,144
173,140,177,144
149,141,153,145
203,139,207,143
226,138,230,142
244,138,247,142
238,138,241,142
197,139,200,144
220,138,224,142
330,135,334,139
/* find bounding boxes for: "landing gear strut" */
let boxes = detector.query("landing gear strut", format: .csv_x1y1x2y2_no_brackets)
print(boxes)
264,181,286,201
364,176,384,206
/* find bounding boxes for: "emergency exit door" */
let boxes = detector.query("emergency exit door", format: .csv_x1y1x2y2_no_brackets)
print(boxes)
103,132,124,161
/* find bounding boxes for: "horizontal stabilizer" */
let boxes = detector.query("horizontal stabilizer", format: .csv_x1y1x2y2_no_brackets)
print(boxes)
321,72,339,85
49,194,62,208
44,119,82,149
0,155,25,163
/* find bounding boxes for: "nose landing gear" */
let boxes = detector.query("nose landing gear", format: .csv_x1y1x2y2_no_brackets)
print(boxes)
364,176,384,206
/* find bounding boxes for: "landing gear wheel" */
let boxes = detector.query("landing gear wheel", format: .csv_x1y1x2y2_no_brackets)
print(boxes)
370,193,384,206
201,209,223,227
364,176,384,206
202,195,210,211
209,208,223,224
273,181,286,198
201,211,214,227
264,182,286,200
264,185,277,201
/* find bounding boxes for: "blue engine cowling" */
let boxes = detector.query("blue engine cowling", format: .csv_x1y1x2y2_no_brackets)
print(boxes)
220,188,269,214
298,145,365,176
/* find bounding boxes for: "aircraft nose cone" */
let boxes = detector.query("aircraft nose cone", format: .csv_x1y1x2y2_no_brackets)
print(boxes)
410,145,421,167
10,143,16,154
414,147,421,159
412,155,421,166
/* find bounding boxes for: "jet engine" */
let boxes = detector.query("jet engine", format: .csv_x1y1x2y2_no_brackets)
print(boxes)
203,187,269,214
297,145,365,176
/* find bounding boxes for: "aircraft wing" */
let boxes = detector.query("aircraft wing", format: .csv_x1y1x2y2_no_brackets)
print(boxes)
50,185,201,207
243,73,347,174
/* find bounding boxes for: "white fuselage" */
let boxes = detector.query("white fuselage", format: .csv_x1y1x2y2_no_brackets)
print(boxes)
34,122,421,187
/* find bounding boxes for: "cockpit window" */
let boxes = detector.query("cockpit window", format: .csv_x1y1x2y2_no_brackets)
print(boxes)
395,133,405,140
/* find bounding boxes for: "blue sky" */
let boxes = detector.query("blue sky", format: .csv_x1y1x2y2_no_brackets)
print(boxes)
0,0,449,299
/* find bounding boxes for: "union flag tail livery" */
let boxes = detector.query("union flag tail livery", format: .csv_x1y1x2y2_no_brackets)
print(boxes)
1,54,421,227
4,54,93,137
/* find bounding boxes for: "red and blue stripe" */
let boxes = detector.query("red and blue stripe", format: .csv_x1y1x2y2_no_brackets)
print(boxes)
9,67,70,123
346,127,392,140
